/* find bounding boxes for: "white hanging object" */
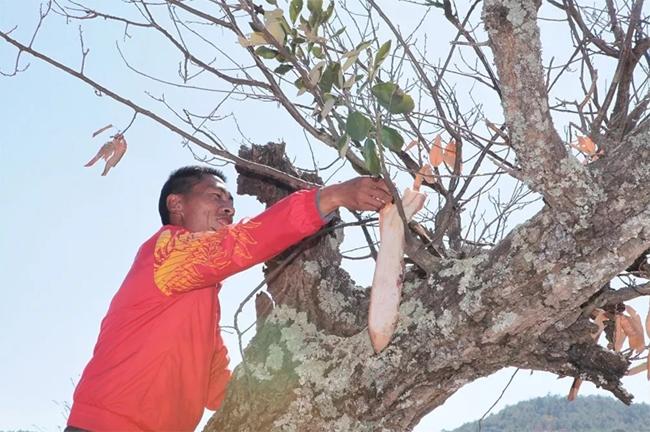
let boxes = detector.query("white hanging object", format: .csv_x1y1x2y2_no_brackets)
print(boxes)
368,180,426,353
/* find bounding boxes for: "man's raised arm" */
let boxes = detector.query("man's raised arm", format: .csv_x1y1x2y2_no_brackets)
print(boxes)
153,177,392,296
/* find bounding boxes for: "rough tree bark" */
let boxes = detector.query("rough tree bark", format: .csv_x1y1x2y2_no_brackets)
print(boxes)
207,127,648,431
202,2,650,431
1,0,647,430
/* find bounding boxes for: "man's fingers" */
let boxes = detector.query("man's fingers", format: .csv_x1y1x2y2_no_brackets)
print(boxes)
373,187,393,203
368,178,392,200
366,192,388,207
370,197,387,211
374,178,391,191
344,177,396,211
357,197,382,212
363,184,392,205
376,181,391,193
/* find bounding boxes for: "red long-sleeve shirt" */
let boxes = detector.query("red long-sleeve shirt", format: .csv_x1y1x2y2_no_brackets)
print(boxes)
68,189,327,431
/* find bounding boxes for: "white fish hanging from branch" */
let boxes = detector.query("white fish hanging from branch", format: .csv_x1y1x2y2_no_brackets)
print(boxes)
368,176,427,353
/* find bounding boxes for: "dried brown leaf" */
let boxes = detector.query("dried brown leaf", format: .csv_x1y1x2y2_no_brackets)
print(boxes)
576,136,596,155
620,314,645,353
92,124,113,138
614,314,627,352
404,139,418,152
429,135,443,167
413,165,434,191
442,139,457,168
625,305,646,353
85,134,128,176
591,308,608,340
84,142,112,168
626,362,648,376
567,377,582,401
646,298,650,339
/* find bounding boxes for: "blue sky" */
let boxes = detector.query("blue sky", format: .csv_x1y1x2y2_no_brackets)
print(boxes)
1,2,649,431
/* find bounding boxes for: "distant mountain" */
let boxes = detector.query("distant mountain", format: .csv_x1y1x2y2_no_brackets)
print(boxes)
444,395,650,432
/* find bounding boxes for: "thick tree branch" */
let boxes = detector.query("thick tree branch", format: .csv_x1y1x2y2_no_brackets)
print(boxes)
5,2,650,431
483,0,603,226
585,283,650,316
208,124,650,431
605,0,625,48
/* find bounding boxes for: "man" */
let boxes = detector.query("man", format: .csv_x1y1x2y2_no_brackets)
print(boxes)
67,166,392,431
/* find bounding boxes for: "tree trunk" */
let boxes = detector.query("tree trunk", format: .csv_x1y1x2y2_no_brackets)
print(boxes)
205,120,650,430
203,1,650,428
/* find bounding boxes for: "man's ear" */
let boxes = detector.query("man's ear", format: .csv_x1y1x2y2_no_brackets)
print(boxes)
166,194,184,222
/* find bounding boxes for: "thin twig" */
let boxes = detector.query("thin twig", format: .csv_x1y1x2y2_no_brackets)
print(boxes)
477,368,519,432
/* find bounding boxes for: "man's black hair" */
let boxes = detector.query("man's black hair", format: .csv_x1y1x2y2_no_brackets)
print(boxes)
158,166,227,225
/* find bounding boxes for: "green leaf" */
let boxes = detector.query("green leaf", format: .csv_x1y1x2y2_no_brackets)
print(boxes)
374,40,391,68
346,111,372,141
279,16,291,36
323,2,334,22
372,82,398,106
355,40,373,52
379,126,404,151
311,45,324,59
255,46,279,59
395,94,415,114
299,15,310,29
290,0,303,23
331,26,346,38
342,73,357,89
295,45,306,60
294,76,308,95
265,0,277,4
336,133,350,158
274,64,294,75
336,65,344,88
307,0,323,13
319,62,340,92
371,82,415,114
363,139,381,175
320,93,337,119
308,60,326,85
341,52,359,72
308,10,321,30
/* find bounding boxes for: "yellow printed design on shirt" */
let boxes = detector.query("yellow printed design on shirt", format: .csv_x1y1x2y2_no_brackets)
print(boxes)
153,223,261,295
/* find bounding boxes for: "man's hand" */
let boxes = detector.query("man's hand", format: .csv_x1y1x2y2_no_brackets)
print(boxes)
318,177,393,215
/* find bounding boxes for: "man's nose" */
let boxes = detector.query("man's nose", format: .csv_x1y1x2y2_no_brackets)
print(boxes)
221,206,235,216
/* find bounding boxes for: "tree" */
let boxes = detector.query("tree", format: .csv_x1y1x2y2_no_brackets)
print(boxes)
2,0,650,430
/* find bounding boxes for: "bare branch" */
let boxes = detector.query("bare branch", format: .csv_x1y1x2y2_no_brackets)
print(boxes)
483,0,602,225
0,30,317,190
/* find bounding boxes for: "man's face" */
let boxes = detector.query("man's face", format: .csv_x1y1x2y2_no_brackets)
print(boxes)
175,176,235,232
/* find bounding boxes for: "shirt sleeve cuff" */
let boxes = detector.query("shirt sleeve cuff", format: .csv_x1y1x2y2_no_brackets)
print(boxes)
315,188,336,224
